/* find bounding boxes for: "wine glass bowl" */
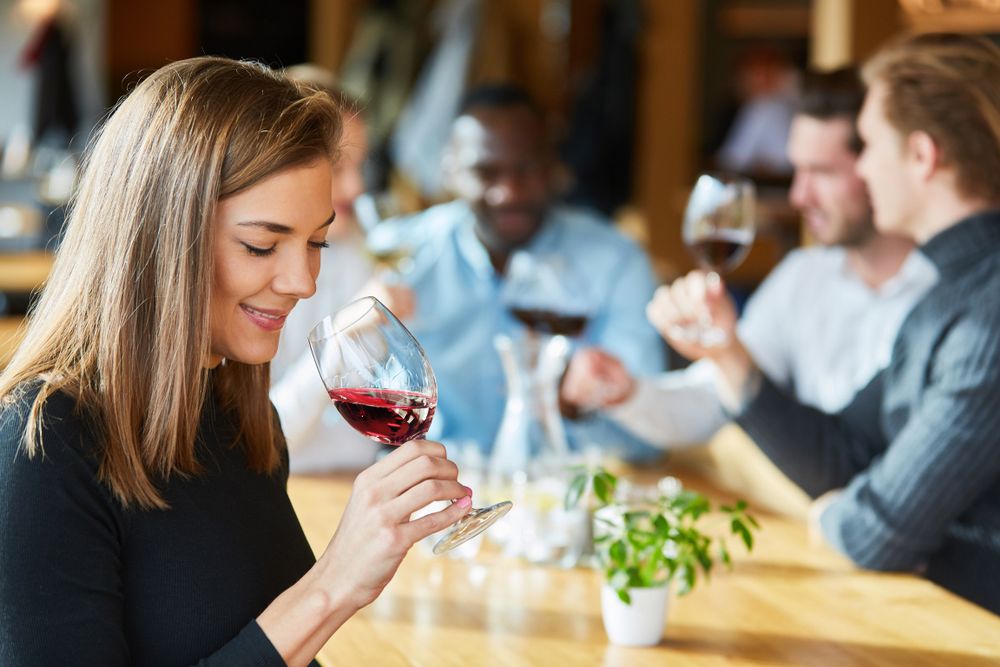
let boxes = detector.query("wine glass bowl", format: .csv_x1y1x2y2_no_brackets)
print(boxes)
502,251,593,338
682,173,756,275
308,298,435,445
308,297,512,554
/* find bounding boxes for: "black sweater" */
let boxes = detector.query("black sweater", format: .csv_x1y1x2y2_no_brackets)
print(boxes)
0,382,318,665
737,210,1000,615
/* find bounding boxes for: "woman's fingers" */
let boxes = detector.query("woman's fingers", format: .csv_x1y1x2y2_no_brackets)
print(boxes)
361,439,448,483
400,496,473,544
387,478,470,523
378,447,460,501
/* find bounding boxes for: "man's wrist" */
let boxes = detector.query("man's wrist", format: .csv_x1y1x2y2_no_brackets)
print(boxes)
712,341,760,413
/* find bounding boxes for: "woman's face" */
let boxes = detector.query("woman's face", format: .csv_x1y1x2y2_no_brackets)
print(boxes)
208,160,334,367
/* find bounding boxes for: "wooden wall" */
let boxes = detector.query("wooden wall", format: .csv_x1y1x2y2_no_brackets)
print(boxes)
107,0,197,99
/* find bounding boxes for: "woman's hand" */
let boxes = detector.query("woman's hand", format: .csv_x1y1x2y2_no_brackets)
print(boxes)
257,439,471,665
316,439,471,611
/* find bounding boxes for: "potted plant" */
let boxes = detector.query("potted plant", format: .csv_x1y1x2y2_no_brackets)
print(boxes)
566,467,759,646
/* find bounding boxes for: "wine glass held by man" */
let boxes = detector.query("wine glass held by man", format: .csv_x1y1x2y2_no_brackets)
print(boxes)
0,57,472,666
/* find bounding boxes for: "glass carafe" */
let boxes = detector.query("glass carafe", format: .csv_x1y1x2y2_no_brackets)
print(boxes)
487,332,588,565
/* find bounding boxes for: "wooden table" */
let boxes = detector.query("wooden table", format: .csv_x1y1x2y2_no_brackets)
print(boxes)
0,252,54,365
289,468,1000,666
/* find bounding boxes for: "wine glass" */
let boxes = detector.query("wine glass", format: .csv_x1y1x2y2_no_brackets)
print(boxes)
355,192,415,275
307,296,513,555
676,173,756,346
502,251,592,338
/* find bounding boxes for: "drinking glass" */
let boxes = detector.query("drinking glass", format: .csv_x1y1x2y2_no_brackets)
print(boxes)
502,251,592,338
308,296,512,554
354,192,414,274
676,173,756,346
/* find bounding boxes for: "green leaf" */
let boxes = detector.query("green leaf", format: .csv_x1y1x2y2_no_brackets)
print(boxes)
718,543,731,568
696,546,712,574
675,565,695,596
597,471,618,494
640,551,661,585
732,519,754,551
610,539,628,567
653,513,670,538
745,513,761,530
593,475,611,505
565,473,587,510
616,588,632,605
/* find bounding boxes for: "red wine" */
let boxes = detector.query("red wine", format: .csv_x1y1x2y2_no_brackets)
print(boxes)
510,308,589,337
686,230,753,274
328,388,436,445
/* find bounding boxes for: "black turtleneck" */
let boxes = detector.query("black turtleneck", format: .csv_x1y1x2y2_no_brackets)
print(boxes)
736,209,1000,616
0,381,318,665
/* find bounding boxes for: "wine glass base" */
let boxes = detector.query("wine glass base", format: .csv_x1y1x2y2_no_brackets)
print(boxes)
432,500,513,555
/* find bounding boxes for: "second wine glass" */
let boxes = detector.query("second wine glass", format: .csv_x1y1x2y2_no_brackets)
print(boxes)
307,296,512,555
677,173,756,346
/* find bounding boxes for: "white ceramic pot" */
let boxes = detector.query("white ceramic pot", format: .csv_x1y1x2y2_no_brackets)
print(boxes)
600,583,670,647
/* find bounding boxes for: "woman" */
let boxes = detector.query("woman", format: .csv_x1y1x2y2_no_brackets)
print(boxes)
0,57,471,666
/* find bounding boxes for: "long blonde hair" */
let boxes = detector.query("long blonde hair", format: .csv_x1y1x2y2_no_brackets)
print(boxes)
0,57,342,509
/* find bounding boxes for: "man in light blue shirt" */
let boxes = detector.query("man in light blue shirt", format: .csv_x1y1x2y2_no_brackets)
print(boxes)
372,85,665,457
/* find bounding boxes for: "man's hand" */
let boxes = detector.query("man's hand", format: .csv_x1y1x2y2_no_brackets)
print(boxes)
808,489,842,548
646,271,756,410
561,347,636,412
646,271,738,361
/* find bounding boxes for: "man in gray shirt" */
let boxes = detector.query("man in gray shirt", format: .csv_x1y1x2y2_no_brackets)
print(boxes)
648,33,1000,615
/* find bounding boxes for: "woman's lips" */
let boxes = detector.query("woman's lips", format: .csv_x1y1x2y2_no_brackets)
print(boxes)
240,304,288,332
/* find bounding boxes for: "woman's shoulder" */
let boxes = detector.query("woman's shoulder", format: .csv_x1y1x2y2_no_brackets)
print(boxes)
1,381,104,478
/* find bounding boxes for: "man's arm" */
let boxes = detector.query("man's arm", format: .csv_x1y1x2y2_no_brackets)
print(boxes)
607,361,728,447
742,315,1000,572
604,250,805,448
736,370,887,498
818,322,1000,571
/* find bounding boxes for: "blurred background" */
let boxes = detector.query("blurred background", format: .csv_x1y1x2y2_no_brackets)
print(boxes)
2,0,999,365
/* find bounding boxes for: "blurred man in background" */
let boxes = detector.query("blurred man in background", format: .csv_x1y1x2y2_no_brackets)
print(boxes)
370,84,665,459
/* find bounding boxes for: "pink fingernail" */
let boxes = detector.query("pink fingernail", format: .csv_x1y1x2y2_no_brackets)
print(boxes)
457,495,472,509
462,485,473,496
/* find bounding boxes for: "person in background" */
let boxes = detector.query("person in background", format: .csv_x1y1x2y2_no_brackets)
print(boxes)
0,57,472,664
562,67,937,447
648,33,1000,615
270,64,414,472
370,84,665,458
716,46,800,177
